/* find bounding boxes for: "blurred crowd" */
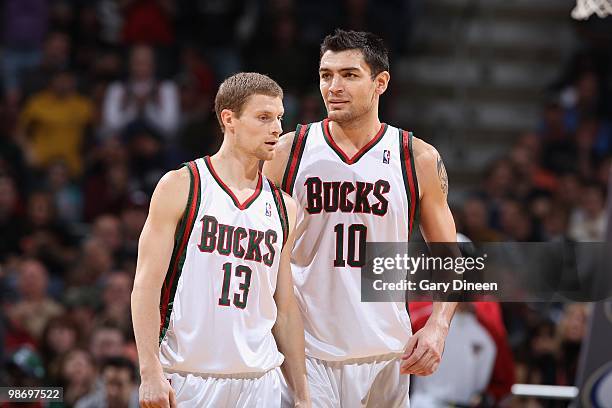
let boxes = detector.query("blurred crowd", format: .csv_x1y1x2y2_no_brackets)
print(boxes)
448,22,612,407
0,0,610,407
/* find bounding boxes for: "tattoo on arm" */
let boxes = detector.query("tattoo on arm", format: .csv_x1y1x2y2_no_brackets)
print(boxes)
436,154,448,197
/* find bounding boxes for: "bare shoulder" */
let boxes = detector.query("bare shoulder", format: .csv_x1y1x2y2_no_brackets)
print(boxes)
278,130,296,153
411,137,448,198
150,166,191,220
412,137,440,167
263,131,296,186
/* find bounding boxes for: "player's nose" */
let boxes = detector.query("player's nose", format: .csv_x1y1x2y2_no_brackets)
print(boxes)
271,118,282,135
328,74,344,94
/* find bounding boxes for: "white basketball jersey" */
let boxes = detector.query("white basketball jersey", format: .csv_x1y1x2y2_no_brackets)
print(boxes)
159,156,289,375
282,119,420,361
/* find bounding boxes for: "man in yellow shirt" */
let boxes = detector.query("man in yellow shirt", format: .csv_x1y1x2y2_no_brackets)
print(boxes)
18,70,94,176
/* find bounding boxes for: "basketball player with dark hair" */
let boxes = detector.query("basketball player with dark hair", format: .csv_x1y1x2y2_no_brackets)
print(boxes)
264,30,458,406
132,73,310,407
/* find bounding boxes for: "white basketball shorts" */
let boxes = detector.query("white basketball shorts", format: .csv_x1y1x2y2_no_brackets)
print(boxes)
282,353,410,408
165,367,282,407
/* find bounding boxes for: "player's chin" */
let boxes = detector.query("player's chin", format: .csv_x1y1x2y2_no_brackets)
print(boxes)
327,109,352,123
257,149,276,161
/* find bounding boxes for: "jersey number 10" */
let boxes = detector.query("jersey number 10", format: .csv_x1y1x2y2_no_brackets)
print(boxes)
333,223,367,267
218,262,251,309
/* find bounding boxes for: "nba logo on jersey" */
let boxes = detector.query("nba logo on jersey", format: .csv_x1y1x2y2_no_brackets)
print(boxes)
265,202,272,217
382,149,391,164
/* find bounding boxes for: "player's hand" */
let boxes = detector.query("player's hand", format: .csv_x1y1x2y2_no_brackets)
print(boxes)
139,371,177,408
400,322,448,376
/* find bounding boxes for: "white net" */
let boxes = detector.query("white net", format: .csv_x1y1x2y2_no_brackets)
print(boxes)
571,0,612,19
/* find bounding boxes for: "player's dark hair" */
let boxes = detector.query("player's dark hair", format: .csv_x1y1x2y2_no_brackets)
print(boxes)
320,29,389,78
215,72,283,132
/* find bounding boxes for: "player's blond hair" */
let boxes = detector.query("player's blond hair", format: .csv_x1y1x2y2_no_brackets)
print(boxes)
214,72,283,132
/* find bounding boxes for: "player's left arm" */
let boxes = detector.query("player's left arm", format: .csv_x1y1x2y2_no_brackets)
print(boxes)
272,192,311,407
400,139,458,376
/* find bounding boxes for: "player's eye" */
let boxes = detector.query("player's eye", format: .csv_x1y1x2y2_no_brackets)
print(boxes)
259,115,269,121
320,73,331,80
345,72,357,78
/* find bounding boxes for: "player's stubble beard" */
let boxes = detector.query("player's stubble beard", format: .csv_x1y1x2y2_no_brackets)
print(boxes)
326,92,377,125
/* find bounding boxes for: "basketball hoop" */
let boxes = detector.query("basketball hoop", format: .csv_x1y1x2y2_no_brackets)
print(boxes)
571,0,612,19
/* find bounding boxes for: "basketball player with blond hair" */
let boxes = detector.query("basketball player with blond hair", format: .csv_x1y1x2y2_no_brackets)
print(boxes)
264,30,458,407
132,73,311,407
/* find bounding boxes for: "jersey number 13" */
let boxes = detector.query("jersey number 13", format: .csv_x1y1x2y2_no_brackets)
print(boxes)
218,262,251,309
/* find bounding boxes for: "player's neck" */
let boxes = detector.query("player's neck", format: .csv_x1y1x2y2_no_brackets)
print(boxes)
329,111,382,149
210,145,260,189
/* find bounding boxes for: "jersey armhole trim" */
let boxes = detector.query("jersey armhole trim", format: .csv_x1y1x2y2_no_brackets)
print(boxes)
399,129,420,241
268,179,289,249
159,160,202,344
281,123,311,195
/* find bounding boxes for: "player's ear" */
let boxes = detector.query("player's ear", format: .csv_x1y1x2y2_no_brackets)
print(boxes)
374,71,390,95
220,109,235,132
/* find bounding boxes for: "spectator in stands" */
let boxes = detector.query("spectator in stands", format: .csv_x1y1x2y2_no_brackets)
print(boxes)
121,0,176,46
499,199,539,241
5,259,63,341
562,71,603,133
176,0,251,79
20,190,75,276
298,92,326,125
411,304,497,407
40,315,80,384
63,287,99,344
478,158,516,230
20,31,72,99
119,196,148,262
575,117,600,179
75,357,139,408
98,271,133,334
554,172,582,210
1,0,48,98
542,207,571,242
461,197,503,242
0,175,24,260
91,214,123,259
568,183,608,241
556,304,589,386
17,69,94,176
84,162,131,222
67,237,113,287
60,349,98,407
89,324,126,366
123,124,170,195
510,133,558,194
176,45,218,157
101,45,179,140
45,160,83,224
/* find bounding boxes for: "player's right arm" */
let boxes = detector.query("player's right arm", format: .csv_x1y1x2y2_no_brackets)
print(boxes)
131,167,190,408
273,192,310,407
263,131,295,187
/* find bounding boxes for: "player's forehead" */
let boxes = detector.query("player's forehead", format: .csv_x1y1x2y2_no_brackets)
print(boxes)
242,94,284,115
319,50,371,74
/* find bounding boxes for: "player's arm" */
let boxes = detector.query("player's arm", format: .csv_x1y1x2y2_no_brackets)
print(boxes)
272,192,311,407
263,131,295,187
401,140,458,376
131,168,190,408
